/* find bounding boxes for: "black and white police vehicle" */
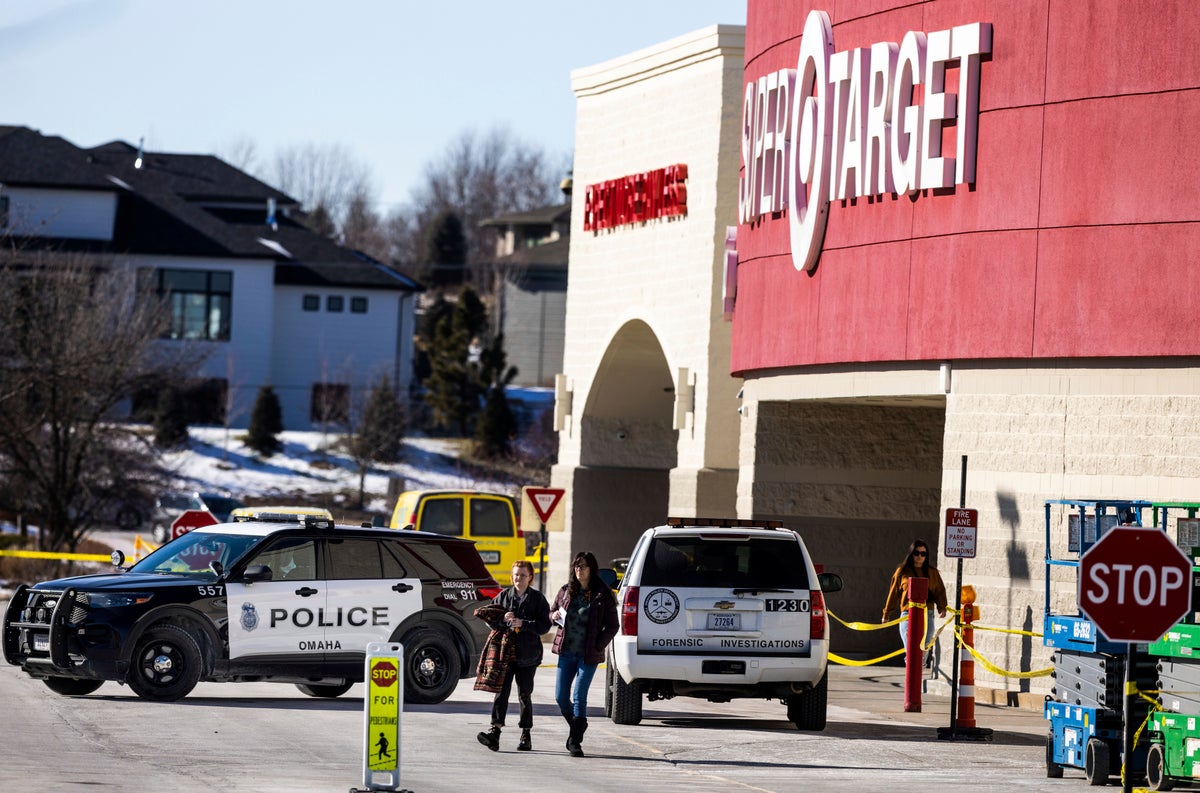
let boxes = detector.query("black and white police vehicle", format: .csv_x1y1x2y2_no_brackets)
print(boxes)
605,517,843,730
2,513,497,702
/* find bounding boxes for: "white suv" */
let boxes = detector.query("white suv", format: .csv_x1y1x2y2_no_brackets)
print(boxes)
605,517,842,730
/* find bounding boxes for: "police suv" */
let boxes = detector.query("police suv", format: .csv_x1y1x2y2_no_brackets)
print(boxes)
2,514,496,702
605,517,842,730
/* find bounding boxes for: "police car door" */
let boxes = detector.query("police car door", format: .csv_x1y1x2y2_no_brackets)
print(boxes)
322,537,422,662
226,536,325,663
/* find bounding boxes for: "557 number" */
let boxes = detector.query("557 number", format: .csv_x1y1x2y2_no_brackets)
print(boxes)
197,585,224,597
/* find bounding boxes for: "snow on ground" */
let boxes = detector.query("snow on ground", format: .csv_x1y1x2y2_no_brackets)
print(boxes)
168,427,519,516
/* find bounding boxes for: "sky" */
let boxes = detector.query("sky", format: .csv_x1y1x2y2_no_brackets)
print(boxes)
0,0,746,214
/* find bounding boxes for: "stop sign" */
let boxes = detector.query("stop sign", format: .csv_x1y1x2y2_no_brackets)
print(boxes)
171,508,219,540
371,659,398,688
1079,526,1193,642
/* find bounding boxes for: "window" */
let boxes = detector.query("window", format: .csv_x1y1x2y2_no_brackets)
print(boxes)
326,539,384,579
310,382,349,424
419,498,464,537
351,297,368,314
302,294,319,311
159,269,232,341
250,538,318,581
471,498,514,537
327,295,344,312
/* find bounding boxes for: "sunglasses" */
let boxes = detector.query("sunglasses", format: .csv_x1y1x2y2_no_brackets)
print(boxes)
913,551,927,557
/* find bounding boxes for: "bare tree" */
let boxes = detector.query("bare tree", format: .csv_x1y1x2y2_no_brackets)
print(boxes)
217,136,260,173
404,127,564,272
270,142,375,232
0,249,208,551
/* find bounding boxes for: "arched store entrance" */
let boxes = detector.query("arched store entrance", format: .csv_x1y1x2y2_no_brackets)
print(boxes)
568,320,678,571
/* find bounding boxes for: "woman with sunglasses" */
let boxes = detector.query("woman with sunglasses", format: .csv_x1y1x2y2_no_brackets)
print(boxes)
549,550,618,757
882,539,948,648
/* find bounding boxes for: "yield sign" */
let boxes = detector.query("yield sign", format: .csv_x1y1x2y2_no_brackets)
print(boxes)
524,487,565,524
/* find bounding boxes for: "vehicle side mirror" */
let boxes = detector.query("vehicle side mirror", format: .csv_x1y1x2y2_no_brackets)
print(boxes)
817,572,843,593
241,564,273,583
598,568,618,590
209,560,226,580
110,550,126,569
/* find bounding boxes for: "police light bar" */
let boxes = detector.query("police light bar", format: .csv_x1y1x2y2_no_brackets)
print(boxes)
666,516,783,529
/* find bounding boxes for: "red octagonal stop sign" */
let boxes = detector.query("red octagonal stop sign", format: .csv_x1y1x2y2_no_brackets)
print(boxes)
1079,526,1193,642
171,508,219,540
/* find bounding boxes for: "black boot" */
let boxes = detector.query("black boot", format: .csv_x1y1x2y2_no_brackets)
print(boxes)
568,716,588,757
562,709,574,750
517,728,532,751
476,725,500,752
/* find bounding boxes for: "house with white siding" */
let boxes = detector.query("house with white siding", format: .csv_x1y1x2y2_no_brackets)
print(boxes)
0,126,421,431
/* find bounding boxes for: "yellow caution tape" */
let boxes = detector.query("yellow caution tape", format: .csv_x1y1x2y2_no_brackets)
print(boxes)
967,623,1043,638
955,626,1053,678
830,649,906,666
0,549,111,562
829,610,906,631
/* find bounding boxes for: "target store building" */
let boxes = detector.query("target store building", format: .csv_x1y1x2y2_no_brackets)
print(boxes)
556,0,1200,695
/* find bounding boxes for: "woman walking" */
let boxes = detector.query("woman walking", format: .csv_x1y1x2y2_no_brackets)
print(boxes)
550,551,618,757
882,539,948,649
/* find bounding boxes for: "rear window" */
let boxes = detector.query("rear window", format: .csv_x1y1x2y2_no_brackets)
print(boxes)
420,498,464,536
391,537,491,581
641,535,810,589
470,498,513,537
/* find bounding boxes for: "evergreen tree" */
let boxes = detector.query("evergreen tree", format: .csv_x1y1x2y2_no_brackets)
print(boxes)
246,386,284,456
423,285,488,436
350,378,408,463
152,387,190,449
424,209,467,286
346,377,408,508
474,333,518,459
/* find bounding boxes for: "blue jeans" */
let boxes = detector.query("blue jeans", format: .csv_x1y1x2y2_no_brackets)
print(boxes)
555,650,598,719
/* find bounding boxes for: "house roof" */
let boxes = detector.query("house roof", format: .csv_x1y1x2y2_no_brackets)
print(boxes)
0,126,420,292
480,202,570,227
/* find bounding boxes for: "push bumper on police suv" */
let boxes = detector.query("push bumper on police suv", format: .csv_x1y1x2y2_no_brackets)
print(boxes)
3,584,126,681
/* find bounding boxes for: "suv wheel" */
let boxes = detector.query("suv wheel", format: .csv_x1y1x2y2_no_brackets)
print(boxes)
127,624,203,702
43,677,104,696
611,664,643,725
787,670,828,731
603,662,614,718
296,682,354,698
402,627,460,705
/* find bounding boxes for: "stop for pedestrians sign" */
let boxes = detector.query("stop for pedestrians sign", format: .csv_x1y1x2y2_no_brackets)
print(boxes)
1078,526,1193,642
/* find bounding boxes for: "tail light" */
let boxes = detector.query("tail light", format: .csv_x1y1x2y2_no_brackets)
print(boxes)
478,585,502,600
810,589,826,641
621,586,639,636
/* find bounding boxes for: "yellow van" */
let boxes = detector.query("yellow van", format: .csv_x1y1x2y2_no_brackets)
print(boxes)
389,490,524,585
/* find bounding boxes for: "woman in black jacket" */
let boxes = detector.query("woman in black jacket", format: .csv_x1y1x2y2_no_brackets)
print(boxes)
475,560,552,752
550,551,619,758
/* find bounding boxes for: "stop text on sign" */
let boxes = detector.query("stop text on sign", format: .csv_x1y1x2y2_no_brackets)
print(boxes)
371,660,398,687
739,10,992,272
1082,563,1187,608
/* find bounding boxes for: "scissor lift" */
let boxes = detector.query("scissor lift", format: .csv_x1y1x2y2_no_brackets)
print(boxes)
1043,499,1154,785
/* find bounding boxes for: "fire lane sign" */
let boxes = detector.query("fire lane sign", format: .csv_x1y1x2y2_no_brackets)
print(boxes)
944,508,978,559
